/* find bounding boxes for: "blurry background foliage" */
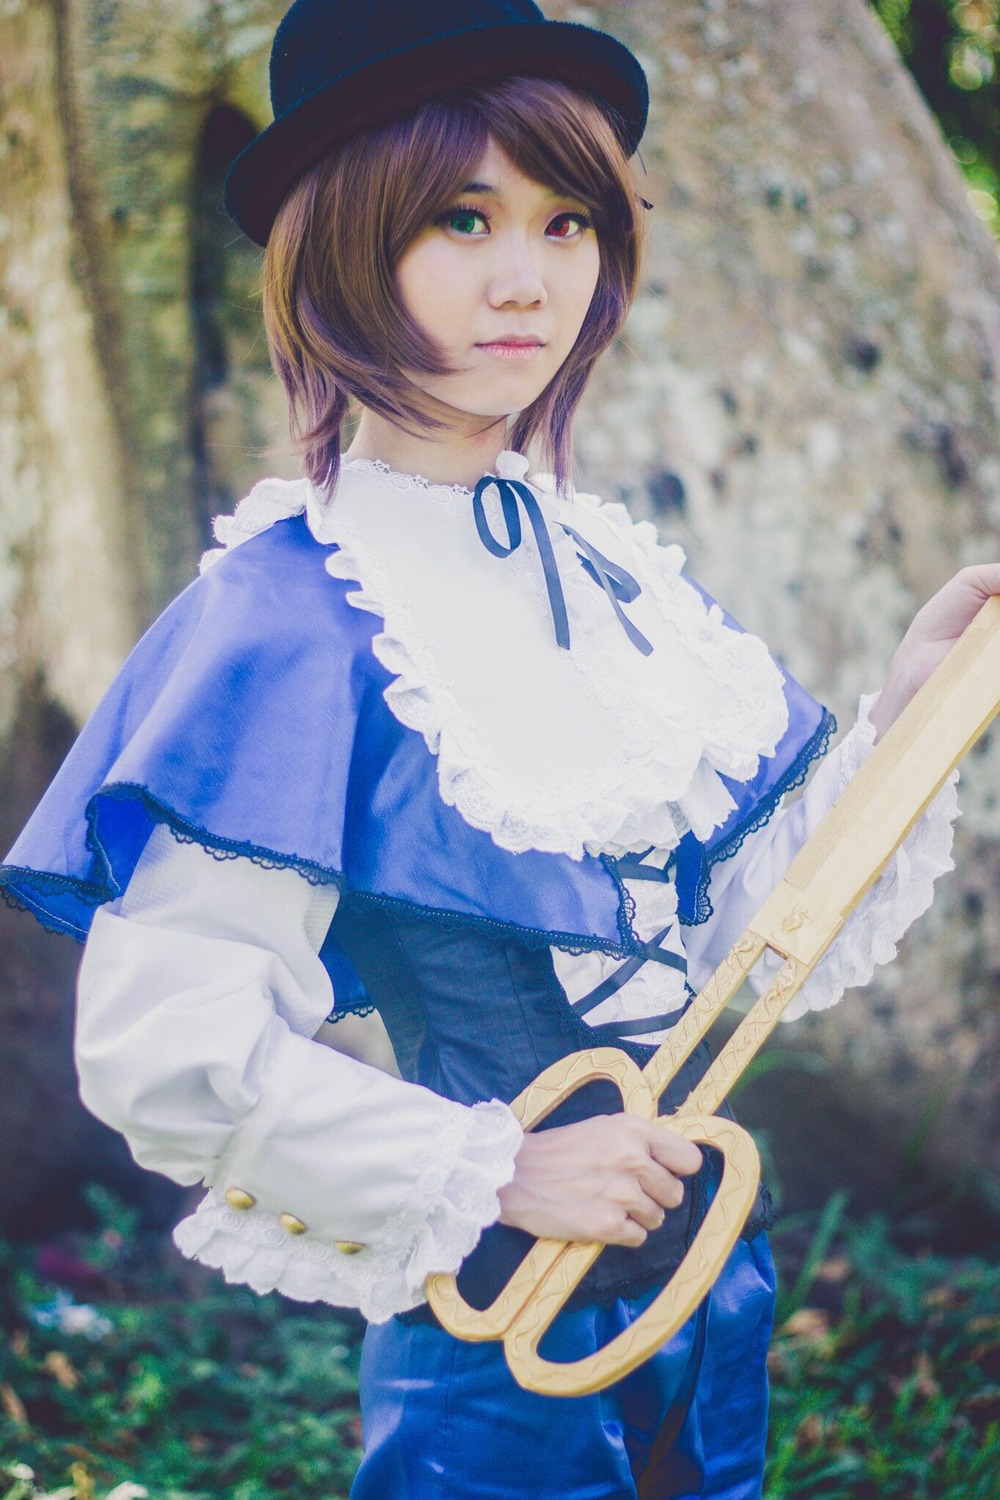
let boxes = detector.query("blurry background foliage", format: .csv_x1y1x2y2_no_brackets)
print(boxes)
874,0,1000,235
2,3,1000,1495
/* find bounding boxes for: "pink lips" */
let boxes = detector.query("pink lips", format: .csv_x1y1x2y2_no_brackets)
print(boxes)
476,338,545,361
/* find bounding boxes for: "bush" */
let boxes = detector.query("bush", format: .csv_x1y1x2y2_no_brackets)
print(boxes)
0,1191,997,1498
0,1193,364,1499
766,1209,1000,1498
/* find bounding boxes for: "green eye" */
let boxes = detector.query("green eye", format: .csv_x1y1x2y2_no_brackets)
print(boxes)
440,205,488,235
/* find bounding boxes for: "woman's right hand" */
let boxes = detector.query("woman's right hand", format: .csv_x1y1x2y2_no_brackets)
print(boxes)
496,1113,703,1248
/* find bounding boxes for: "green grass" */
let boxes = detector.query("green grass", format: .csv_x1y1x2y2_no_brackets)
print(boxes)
0,1192,997,1499
0,1192,364,1500
766,1213,1000,1498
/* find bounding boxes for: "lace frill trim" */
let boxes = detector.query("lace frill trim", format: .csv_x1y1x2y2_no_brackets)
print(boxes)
105,786,643,953
199,477,313,574
196,468,791,864
554,474,790,779
769,694,960,1022
316,456,790,861
172,1098,523,1324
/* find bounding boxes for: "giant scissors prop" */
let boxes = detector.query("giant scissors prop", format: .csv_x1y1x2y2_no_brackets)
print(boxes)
425,596,1000,1397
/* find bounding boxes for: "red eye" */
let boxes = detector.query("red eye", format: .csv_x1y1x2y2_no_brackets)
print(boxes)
547,212,591,240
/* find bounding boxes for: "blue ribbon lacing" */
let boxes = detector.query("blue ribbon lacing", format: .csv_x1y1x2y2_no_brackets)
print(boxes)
570,849,693,1037
472,475,654,656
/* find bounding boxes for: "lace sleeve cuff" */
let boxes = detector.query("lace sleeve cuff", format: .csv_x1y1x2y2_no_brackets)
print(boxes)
171,1098,523,1324
767,692,960,1022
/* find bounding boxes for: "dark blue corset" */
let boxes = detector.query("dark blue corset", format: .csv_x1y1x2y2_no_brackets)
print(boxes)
328,896,772,1313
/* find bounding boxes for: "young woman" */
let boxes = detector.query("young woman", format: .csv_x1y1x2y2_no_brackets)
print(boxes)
3,1,995,1495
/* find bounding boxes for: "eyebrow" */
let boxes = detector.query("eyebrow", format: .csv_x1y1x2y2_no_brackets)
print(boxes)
460,179,564,199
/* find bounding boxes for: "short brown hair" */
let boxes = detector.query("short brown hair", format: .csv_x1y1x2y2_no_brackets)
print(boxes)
262,77,645,494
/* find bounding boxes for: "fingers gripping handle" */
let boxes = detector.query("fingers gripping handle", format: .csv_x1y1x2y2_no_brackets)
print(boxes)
427,951,802,1390
501,1116,761,1397
426,1050,656,1339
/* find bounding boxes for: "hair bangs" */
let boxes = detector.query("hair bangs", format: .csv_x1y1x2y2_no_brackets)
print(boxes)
466,79,637,239
263,77,644,494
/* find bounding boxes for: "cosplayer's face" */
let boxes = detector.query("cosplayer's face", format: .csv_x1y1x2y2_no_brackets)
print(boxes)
394,139,601,422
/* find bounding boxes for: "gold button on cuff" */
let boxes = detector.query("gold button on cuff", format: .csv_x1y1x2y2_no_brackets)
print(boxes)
335,1240,366,1255
278,1212,308,1236
225,1187,256,1212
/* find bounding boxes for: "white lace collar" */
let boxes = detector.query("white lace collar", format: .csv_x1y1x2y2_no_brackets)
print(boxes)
203,454,789,861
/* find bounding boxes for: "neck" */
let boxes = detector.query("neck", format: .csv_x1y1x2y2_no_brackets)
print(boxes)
344,408,511,490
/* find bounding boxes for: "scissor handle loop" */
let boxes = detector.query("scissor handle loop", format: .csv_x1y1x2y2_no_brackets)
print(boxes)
426,1048,656,1339
500,1114,761,1396
508,1046,658,1129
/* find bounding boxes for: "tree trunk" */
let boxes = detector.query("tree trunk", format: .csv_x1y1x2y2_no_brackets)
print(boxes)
1,0,147,1233
0,0,281,1231
1,0,998,1230
550,0,1000,1219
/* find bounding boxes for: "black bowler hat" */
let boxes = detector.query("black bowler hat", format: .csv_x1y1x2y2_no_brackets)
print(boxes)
223,0,649,246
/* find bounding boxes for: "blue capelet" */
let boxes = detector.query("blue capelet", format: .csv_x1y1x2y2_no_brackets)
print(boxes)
1,509,835,1013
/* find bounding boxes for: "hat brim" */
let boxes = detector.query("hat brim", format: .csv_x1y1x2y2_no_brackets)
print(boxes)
224,21,648,245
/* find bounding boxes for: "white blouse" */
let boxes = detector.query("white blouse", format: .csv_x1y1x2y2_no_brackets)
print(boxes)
75,457,961,1322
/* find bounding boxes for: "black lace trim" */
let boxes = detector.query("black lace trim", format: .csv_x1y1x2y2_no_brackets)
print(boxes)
601,852,639,952
1,781,646,960
0,883,87,940
91,784,346,893
3,710,835,952
678,707,838,928
324,1003,376,1023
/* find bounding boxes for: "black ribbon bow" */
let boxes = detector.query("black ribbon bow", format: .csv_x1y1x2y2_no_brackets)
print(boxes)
471,474,653,657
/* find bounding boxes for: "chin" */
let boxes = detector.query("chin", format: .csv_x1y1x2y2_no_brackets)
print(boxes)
438,381,553,421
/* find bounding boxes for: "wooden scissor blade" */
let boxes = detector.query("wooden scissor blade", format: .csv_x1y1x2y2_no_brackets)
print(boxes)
747,596,1000,968
678,596,1000,1135
425,596,1000,1401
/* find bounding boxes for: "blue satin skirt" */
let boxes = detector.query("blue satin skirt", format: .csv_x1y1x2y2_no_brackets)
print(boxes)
350,1234,775,1500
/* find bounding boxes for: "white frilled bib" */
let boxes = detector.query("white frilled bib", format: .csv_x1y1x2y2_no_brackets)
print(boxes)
308,450,789,861
204,451,789,863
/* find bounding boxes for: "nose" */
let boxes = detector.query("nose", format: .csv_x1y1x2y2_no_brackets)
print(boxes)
486,231,547,310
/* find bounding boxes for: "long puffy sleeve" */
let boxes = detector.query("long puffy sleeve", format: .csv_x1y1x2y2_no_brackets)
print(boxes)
75,824,523,1323
682,694,960,1021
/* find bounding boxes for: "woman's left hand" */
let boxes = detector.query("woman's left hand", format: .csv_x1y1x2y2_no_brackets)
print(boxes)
870,563,1000,741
